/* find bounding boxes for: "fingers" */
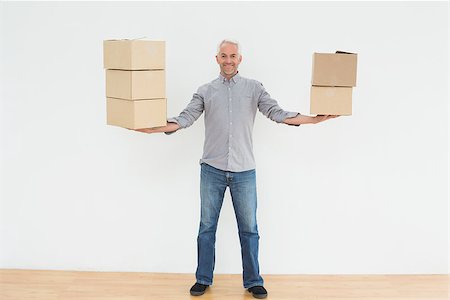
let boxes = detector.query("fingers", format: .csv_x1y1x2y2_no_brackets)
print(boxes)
317,115,336,120
125,128,149,133
315,115,340,123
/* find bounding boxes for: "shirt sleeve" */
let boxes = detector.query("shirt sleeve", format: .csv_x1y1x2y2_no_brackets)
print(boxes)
165,85,206,135
256,81,300,126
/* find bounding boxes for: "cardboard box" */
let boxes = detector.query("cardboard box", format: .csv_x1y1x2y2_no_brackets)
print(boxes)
106,69,165,100
103,40,165,70
106,97,167,129
310,86,352,116
311,52,357,87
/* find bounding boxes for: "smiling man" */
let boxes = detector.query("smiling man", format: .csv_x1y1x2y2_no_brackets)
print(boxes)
132,39,337,298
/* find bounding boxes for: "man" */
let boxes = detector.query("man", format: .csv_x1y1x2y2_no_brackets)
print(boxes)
132,39,337,299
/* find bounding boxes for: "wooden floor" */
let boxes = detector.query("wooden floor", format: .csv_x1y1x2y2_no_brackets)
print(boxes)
0,269,448,300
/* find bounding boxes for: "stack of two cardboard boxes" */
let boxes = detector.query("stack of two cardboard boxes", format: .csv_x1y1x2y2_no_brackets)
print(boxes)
104,40,167,129
310,51,358,116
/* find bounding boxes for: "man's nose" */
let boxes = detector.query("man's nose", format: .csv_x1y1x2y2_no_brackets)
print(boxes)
225,57,232,63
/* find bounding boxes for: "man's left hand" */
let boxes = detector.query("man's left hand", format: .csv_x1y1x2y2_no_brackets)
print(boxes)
313,115,339,124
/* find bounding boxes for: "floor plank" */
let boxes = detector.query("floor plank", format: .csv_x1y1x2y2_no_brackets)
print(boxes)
0,269,448,300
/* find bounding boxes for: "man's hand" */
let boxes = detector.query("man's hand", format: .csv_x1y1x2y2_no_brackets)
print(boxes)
125,122,180,134
313,115,339,124
284,114,340,126
128,128,157,134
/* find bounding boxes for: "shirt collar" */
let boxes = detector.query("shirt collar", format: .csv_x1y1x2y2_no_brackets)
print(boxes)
219,71,241,84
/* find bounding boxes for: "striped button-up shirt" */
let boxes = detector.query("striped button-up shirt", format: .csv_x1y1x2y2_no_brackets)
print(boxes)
167,72,299,172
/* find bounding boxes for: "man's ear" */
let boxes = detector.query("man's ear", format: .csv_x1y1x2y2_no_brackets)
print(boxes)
215,55,219,64
239,55,243,63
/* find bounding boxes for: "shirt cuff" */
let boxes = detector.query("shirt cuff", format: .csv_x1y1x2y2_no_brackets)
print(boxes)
284,112,301,127
164,118,181,135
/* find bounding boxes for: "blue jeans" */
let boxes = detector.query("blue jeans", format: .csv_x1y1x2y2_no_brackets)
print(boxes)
195,163,264,289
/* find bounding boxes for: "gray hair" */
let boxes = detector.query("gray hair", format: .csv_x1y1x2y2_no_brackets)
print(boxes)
217,39,241,57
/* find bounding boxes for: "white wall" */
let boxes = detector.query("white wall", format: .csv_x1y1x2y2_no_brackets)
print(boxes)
0,1,448,274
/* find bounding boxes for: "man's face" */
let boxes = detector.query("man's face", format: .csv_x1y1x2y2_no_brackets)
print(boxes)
216,43,242,76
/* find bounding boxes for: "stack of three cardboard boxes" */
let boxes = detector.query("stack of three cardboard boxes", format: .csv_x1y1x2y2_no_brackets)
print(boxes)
310,51,358,116
104,39,167,129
